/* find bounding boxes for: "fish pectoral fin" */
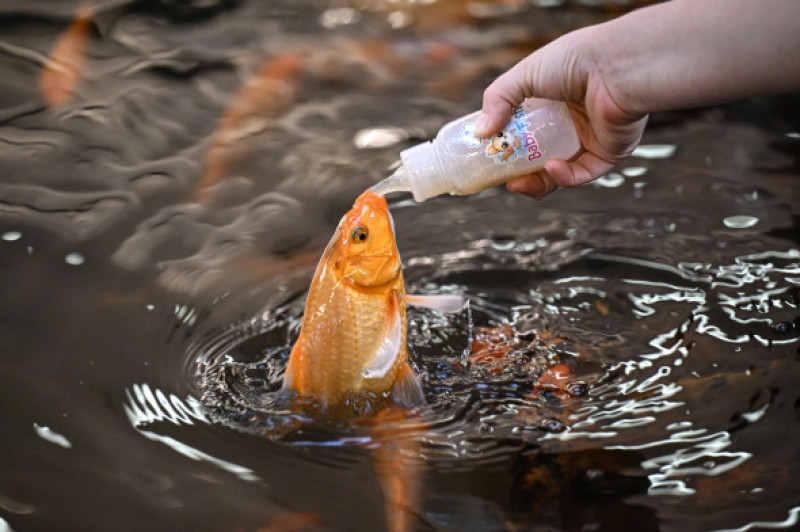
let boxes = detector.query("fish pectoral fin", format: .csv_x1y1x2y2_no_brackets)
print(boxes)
406,293,468,313
392,363,426,408
361,291,403,380
281,343,302,392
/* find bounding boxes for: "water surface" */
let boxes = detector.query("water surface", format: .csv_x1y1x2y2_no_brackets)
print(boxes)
1,1,799,531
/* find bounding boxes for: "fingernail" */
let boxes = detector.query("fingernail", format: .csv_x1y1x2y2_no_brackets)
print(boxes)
474,113,490,138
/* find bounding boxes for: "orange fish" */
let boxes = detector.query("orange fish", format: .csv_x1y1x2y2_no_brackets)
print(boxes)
39,1,93,107
193,53,305,201
282,190,464,412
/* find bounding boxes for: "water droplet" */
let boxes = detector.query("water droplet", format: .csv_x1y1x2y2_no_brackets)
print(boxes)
723,215,759,229
65,252,85,266
2,231,21,242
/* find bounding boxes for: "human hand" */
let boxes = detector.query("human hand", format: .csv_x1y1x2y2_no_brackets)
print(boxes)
474,28,648,199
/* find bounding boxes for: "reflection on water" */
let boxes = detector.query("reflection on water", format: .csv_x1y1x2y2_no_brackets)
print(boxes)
1,0,799,531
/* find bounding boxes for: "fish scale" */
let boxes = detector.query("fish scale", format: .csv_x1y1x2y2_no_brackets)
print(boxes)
287,257,407,405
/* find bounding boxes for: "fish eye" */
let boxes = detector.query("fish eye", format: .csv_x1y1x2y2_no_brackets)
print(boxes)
352,226,368,243
495,132,504,138
501,141,509,149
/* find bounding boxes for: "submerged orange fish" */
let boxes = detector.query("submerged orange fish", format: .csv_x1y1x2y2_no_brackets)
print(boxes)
282,190,463,412
40,1,93,108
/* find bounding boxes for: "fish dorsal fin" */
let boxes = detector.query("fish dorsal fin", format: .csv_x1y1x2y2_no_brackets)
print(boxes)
361,290,403,380
406,293,468,313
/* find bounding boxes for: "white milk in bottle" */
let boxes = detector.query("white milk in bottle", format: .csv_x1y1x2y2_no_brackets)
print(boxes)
372,98,580,201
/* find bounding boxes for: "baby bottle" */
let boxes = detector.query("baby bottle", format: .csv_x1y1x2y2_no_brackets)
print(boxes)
373,98,580,202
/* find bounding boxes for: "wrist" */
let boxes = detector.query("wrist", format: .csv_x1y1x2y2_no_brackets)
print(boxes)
587,18,649,118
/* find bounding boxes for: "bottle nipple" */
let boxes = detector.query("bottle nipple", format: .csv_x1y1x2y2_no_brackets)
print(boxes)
370,166,411,197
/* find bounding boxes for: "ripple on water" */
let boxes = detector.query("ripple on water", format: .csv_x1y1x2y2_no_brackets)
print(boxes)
188,239,718,462
0,184,138,241
114,223,800,530
188,243,609,456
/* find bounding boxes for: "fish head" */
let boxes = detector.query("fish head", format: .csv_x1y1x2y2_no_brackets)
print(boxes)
331,190,400,288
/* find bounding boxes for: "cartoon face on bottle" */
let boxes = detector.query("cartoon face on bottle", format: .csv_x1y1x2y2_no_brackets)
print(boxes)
486,128,522,162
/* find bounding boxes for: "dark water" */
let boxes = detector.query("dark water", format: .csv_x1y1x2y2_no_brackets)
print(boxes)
1,1,800,531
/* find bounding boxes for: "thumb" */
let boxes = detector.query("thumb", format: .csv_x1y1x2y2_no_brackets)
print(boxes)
475,61,532,138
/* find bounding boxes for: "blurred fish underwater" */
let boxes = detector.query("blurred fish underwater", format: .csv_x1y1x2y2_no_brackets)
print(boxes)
1,1,799,531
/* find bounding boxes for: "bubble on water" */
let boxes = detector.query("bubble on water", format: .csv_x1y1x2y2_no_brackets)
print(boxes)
723,215,759,229
65,252,85,266
1,231,21,242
